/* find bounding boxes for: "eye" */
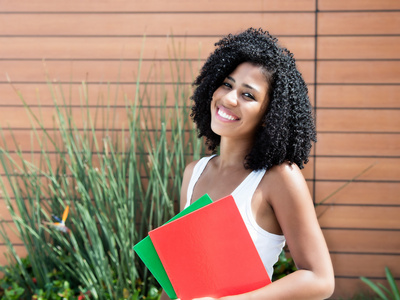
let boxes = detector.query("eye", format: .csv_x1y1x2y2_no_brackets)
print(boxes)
243,92,256,100
222,82,232,89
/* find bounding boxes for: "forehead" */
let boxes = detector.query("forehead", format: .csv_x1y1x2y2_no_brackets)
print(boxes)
228,62,269,90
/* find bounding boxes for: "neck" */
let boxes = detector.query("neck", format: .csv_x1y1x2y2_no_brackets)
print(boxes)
216,137,254,171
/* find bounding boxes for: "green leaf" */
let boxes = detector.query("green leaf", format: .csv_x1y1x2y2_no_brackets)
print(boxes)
360,276,389,300
385,267,400,300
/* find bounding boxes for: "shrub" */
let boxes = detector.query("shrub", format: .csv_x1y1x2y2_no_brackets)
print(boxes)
0,57,205,299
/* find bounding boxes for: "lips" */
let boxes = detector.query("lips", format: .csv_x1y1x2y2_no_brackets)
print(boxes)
216,106,240,121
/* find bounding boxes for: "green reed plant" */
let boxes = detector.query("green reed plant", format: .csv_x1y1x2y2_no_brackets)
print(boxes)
0,57,205,299
361,267,400,300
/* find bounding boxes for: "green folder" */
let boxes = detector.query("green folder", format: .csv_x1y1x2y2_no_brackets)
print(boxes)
133,194,213,299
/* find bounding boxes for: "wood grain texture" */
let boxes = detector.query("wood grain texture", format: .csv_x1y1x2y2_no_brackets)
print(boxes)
330,253,400,277
316,133,400,156
323,229,400,254
319,0,400,11
316,85,400,108
318,36,400,59
0,37,316,60
317,61,400,84
318,12,400,35
315,157,400,181
1,60,315,84
317,206,400,229
317,109,400,133
315,181,400,205
1,0,317,12
0,13,315,36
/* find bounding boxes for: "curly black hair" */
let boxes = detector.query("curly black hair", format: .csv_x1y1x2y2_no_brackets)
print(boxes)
190,27,316,171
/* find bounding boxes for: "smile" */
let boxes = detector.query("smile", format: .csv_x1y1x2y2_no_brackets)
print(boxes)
217,107,239,121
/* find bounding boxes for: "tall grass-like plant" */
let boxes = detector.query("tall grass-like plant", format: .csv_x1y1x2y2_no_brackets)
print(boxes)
361,267,400,300
0,57,205,299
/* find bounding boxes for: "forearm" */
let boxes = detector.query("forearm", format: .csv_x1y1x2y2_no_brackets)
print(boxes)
221,269,334,300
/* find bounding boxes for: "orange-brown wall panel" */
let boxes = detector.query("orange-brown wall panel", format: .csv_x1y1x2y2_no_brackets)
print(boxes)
0,107,132,129
1,0,316,12
0,36,316,60
316,133,400,156
318,12,400,35
316,157,400,181
317,109,400,133
0,83,194,106
331,253,400,278
0,37,206,60
1,60,198,84
317,206,400,229
319,0,400,11
0,13,315,36
316,85,400,108
323,230,400,254
318,36,400,59
317,61,400,84
2,60,315,85
315,181,400,205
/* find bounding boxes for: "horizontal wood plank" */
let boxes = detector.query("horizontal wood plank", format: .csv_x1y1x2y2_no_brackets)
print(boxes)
330,253,400,277
0,60,315,85
319,0,400,11
1,0,316,12
0,13,315,36
0,36,315,60
316,133,400,157
317,61,400,84
323,229,400,254
315,157,400,181
316,85,400,108
317,206,400,229
0,83,194,106
318,12,400,35
0,36,291,60
318,36,400,59
317,109,400,133
315,181,400,205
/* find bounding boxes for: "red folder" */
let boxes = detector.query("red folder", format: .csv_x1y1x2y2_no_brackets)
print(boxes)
149,195,270,300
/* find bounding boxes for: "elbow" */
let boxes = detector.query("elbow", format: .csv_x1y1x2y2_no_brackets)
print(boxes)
319,273,335,299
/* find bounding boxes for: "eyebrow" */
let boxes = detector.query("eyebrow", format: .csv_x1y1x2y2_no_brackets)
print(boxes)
227,76,259,92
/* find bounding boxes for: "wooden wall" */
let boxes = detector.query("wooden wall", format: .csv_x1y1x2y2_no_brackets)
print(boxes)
1,0,399,298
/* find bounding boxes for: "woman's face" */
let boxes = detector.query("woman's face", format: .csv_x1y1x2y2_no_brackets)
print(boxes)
210,62,269,141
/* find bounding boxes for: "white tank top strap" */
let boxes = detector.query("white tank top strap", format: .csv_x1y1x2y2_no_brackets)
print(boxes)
231,169,266,204
185,155,217,208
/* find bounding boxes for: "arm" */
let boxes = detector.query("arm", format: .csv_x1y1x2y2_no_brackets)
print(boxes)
197,163,334,300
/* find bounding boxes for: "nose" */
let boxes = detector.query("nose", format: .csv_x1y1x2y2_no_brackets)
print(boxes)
222,90,238,107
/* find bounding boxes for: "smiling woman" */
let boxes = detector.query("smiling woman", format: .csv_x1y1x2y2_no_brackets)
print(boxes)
161,28,334,300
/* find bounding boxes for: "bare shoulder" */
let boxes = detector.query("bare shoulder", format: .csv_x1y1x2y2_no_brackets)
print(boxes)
179,159,201,210
265,161,306,187
183,160,199,176
262,161,311,207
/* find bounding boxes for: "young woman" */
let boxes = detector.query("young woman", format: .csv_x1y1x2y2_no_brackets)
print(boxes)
163,28,334,300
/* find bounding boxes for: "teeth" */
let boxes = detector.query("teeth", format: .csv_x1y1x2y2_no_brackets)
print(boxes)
218,109,237,121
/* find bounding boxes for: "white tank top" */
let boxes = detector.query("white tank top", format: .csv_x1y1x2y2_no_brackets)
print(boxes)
185,155,286,279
